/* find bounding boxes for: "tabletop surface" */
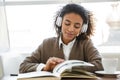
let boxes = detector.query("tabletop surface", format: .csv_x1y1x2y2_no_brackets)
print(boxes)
1,75,119,80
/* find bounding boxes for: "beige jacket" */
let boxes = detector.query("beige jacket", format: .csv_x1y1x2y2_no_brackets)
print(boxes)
19,37,103,73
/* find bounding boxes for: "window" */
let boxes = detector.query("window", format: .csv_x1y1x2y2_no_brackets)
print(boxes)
6,4,64,51
2,1,120,53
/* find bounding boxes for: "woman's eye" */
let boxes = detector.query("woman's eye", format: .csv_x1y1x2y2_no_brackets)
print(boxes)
75,26,80,29
74,25,80,29
65,23,70,26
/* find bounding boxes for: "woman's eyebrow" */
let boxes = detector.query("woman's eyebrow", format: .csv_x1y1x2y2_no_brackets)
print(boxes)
65,19,71,22
75,23,81,26
65,19,82,26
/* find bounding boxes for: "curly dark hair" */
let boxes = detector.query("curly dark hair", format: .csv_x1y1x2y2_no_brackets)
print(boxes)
54,3,95,41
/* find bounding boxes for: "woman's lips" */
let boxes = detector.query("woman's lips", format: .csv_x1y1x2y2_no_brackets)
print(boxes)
66,33,74,37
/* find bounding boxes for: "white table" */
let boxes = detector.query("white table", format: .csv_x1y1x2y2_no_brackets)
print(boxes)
1,75,17,80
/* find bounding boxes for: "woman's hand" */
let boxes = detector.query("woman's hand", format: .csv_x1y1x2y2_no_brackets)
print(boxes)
43,57,64,71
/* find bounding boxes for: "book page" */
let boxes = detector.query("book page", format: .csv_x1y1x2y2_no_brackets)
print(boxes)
53,60,94,75
17,77,60,80
61,69,98,79
17,71,59,79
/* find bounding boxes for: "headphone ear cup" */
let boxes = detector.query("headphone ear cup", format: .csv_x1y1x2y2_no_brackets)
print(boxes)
81,24,88,33
56,16,62,27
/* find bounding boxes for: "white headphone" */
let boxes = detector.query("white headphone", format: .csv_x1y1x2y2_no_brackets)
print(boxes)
56,16,88,33
56,16,62,28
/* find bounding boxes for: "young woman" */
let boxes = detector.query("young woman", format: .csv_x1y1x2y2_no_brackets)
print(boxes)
19,3,103,73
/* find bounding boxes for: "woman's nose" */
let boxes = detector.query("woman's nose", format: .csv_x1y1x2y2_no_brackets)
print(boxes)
68,25,74,32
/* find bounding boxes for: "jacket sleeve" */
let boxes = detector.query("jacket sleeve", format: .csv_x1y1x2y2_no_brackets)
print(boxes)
19,37,57,73
80,39,103,72
19,42,44,73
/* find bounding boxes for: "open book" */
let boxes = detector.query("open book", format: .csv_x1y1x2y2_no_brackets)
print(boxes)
17,60,97,80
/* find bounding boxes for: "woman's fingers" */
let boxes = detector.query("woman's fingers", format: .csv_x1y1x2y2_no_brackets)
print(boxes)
49,57,64,64
44,57,64,71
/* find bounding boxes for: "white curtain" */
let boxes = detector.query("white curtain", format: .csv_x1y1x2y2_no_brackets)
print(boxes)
0,0,10,52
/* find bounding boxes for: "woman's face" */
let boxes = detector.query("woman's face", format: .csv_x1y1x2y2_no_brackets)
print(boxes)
61,12,83,44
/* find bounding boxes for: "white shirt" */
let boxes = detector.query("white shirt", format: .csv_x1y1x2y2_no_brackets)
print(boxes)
59,36,75,60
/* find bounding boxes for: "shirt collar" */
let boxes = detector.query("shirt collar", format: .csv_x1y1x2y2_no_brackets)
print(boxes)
59,36,76,48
